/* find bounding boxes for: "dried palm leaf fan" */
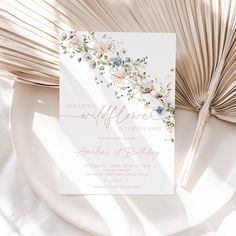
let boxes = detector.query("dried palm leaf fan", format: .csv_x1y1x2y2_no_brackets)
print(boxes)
1,0,236,188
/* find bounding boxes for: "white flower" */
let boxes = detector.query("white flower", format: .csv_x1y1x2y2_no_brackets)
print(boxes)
59,31,67,41
150,90,162,98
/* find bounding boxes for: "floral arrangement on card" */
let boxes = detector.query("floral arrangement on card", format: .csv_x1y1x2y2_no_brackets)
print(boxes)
59,31,175,141
2,0,236,188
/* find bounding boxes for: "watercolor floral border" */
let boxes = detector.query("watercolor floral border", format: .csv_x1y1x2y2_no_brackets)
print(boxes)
59,31,175,142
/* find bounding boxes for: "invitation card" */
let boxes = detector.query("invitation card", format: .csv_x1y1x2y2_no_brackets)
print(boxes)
59,32,176,194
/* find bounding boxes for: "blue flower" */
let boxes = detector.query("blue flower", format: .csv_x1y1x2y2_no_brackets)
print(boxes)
112,58,122,66
156,106,164,115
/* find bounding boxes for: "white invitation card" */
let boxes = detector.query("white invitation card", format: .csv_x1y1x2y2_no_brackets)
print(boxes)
59,32,176,194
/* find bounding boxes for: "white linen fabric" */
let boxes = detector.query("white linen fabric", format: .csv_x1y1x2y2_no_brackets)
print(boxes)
0,76,236,236
0,77,92,236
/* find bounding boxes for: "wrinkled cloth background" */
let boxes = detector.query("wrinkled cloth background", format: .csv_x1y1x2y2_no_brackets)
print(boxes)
0,76,236,236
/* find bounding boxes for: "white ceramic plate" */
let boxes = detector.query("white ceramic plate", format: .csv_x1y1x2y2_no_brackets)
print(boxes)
10,82,236,236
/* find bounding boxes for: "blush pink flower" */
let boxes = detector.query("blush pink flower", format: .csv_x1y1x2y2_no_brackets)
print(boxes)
89,60,96,69
110,68,125,84
68,35,81,49
140,81,154,93
94,42,108,54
